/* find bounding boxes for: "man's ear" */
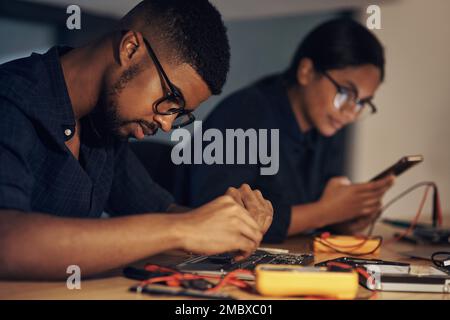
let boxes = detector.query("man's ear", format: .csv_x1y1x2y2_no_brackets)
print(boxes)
118,30,145,67
296,58,315,86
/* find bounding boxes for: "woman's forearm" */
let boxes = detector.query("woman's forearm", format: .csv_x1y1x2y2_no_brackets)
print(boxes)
287,202,330,236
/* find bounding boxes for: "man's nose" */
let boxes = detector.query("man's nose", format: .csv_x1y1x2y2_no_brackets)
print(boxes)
154,113,177,132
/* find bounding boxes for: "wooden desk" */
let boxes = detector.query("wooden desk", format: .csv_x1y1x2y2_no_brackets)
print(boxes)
0,225,449,300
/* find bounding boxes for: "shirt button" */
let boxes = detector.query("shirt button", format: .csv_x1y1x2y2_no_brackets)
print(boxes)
64,129,72,137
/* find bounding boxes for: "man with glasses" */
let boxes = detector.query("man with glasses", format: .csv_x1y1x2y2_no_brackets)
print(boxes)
0,0,273,280
188,19,395,243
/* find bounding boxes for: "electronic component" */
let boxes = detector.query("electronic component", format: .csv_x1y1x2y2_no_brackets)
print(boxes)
366,265,450,293
176,249,314,280
255,265,359,299
413,228,450,244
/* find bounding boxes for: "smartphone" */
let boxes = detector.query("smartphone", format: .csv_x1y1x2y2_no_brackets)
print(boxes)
370,155,423,181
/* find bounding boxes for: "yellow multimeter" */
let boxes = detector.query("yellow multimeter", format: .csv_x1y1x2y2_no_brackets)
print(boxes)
255,264,359,299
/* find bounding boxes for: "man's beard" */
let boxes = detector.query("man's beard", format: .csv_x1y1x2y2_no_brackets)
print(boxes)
95,83,159,141
101,92,128,140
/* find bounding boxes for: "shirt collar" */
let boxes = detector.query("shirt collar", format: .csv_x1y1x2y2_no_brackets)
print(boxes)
264,74,319,149
39,46,77,143
41,46,115,147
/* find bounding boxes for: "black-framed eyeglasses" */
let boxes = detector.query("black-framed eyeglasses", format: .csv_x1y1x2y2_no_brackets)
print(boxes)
142,37,195,129
322,71,377,119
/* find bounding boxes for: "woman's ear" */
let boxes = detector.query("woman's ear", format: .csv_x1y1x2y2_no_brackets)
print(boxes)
296,58,315,86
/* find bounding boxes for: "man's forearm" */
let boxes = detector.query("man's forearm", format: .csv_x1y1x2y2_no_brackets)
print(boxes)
0,210,184,280
166,203,191,213
287,202,329,236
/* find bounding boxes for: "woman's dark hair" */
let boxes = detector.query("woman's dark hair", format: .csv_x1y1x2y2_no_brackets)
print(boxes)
284,18,385,85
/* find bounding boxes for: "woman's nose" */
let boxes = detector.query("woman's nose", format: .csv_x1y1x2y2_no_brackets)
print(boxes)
340,102,359,123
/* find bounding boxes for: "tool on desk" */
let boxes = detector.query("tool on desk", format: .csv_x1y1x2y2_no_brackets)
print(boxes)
413,228,450,245
123,266,173,281
313,234,382,256
383,218,450,245
130,284,235,299
400,246,450,260
365,265,450,293
316,256,450,293
176,249,314,280
124,264,254,299
315,257,410,268
382,218,430,229
255,264,359,299
431,251,450,273
124,266,215,291
399,249,450,275
316,257,410,286
393,233,420,244
258,247,290,254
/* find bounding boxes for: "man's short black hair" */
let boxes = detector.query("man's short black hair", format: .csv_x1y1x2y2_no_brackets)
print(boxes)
126,0,230,95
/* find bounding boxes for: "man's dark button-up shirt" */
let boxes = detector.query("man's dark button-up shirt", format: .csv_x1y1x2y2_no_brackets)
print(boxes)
0,47,174,217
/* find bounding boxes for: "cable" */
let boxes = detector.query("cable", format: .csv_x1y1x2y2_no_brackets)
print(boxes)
369,181,441,237
315,233,383,256
378,182,441,225
383,184,431,245
137,264,253,294
431,251,450,270
325,261,378,299
320,181,444,254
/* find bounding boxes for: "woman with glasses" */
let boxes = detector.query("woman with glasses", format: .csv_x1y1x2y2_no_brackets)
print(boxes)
188,18,395,242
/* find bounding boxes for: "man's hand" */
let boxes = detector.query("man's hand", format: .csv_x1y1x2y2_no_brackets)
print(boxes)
319,175,395,227
176,195,264,260
225,184,274,234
